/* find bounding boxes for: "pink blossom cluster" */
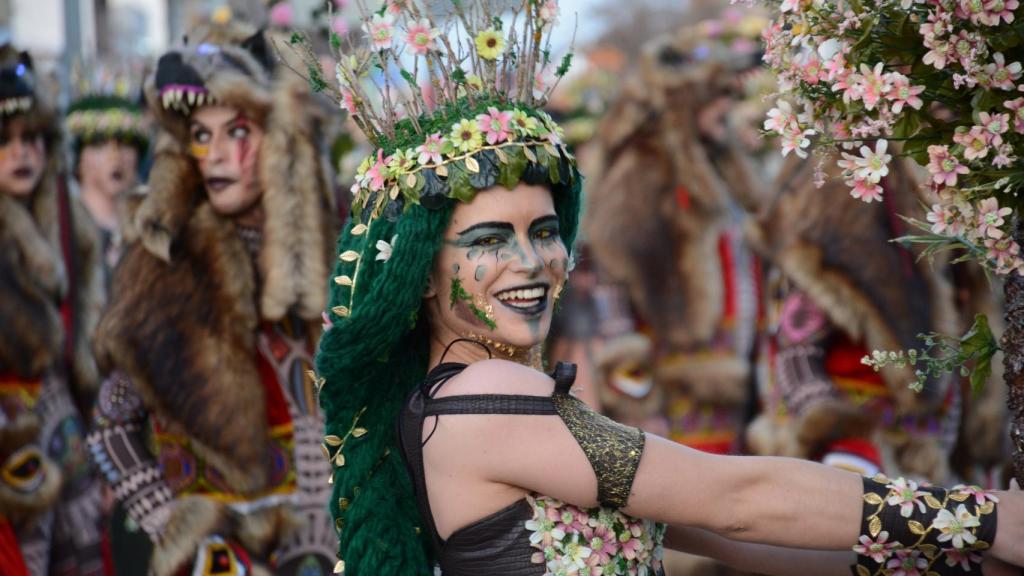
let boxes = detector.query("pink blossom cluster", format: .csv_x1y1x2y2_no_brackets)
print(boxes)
762,0,1024,275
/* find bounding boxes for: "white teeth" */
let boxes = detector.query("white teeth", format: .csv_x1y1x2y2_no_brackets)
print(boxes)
187,91,196,106
162,91,173,109
496,286,547,302
196,93,205,106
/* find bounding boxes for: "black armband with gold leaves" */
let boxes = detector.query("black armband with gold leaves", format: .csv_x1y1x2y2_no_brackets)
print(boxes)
851,474,998,576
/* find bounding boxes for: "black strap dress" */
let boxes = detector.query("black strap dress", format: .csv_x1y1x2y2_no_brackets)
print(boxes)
398,361,667,576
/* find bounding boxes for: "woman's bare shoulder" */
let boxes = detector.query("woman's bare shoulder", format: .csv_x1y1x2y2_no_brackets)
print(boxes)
433,359,555,399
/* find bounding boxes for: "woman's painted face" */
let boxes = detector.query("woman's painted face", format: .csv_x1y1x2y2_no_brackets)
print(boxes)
189,105,263,216
426,183,570,350
78,139,139,198
0,118,46,197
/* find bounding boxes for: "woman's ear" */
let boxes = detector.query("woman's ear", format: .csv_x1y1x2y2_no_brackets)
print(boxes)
423,275,438,299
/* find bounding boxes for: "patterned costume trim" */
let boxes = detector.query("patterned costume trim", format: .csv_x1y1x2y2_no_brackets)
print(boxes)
852,475,997,575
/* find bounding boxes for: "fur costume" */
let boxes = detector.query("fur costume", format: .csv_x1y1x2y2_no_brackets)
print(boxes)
585,29,762,458
0,44,106,575
91,27,337,576
587,25,964,481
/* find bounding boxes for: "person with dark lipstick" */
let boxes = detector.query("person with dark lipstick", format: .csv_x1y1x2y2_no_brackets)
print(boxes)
0,44,106,576
86,23,338,576
310,2,1024,575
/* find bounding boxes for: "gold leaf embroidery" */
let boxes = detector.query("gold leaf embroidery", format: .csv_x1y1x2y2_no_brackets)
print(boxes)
523,146,537,162
918,544,939,558
331,306,351,317
352,427,368,438
389,185,399,200
855,565,871,576
351,224,368,236
949,492,970,502
494,147,508,163
333,560,345,574
335,518,344,532
405,173,417,188
868,516,882,538
465,156,480,173
335,452,346,467
339,497,350,510
543,143,559,158
335,275,354,286
435,163,449,178
325,435,344,446
863,493,883,505
924,495,943,509
908,521,927,535
339,251,360,262
978,501,995,515
321,443,330,460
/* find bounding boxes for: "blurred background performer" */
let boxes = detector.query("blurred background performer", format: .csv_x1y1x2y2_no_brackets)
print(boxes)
65,66,151,280
87,22,339,576
0,44,106,576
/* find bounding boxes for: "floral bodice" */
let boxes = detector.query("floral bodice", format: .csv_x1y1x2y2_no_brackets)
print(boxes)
526,495,666,576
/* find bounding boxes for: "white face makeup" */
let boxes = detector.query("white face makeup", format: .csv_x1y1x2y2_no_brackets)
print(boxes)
0,118,46,198
189,105,264,217
426,183,570,354
78,139,139,199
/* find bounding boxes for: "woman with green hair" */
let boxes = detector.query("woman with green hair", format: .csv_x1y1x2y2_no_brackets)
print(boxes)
311,2,1024,575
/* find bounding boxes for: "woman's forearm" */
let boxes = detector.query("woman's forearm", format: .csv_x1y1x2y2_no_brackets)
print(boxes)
628,436,863,549
665,525,854,576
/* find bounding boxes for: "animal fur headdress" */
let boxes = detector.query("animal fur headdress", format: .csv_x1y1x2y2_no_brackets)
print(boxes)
136,24,332,321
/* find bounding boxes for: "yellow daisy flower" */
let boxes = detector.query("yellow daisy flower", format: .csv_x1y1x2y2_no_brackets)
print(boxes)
475,28,505,60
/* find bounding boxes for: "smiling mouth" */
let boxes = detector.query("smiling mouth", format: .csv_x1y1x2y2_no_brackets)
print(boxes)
205,177,237,192
494,284,549,316
12,167,33,179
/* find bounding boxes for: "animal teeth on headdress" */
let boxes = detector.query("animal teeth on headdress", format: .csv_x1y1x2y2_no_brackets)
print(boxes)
187,91,196,106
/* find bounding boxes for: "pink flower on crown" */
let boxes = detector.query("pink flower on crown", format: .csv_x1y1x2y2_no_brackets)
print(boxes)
928,203,962,235
366,149,388,191
618,523,645,560
927,145,969,187
405,19,439,55
476,107,512,145
416,133,445,165
539,1,559,25
363,13,396,50
587,524,619,565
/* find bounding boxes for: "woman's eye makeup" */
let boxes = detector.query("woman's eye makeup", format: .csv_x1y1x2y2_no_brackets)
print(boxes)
228,125,250,139
190,129,211,144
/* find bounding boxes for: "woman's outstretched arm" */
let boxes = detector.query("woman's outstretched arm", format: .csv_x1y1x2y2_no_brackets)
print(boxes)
441,360,1024,567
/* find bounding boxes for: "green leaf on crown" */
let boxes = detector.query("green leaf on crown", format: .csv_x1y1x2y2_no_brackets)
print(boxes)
498,147,528,189
447,162,475,203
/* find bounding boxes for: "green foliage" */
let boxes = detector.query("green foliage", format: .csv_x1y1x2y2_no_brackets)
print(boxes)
863,314,1000,395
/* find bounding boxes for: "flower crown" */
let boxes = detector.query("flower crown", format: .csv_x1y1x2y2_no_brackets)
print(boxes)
66,98,148,144
287,0,578,319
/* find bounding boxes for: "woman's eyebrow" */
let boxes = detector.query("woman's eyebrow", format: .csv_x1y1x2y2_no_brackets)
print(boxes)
529,215,559,228
456,221,515,236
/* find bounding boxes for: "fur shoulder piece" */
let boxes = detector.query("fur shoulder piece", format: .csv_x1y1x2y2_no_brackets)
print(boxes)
0,194,65,379
94,202,268,494
747,157,958,412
